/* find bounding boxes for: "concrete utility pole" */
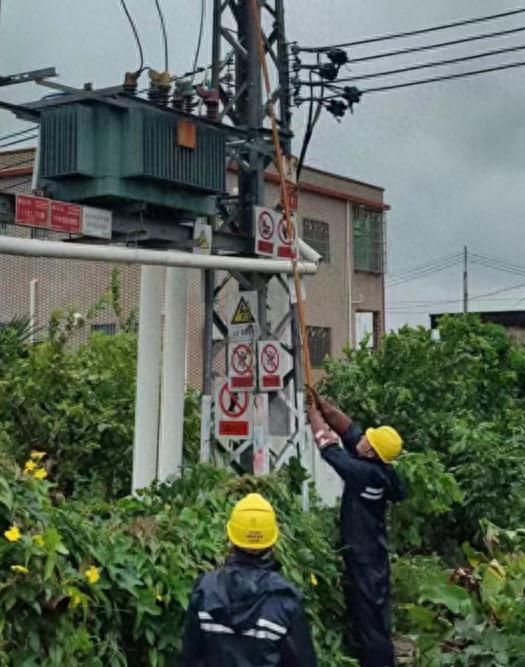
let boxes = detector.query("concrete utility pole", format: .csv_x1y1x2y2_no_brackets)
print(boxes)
463,245,468,314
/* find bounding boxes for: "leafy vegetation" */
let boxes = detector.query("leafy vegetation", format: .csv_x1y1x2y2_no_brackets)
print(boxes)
1,292,525,665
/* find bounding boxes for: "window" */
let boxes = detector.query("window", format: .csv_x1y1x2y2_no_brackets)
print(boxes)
91,323,116,336
30,227,49,240
307,326,332,367
0,223,8,236
302,218,330,262
353,206,384,273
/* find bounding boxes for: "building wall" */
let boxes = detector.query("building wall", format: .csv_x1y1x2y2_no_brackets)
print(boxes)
0,148,386,388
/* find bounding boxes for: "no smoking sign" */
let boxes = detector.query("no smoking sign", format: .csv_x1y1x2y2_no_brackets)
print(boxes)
258,340,284,391
229,342,255,390
254,207,276,257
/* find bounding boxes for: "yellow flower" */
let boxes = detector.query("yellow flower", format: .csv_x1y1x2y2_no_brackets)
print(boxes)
30,450,46,461
33,534,45,548
67,587,83,608
84,566,101,584
11,565,29,575
33,468,47,480
23,460,37,474
4,526,21,542
310,573,318,587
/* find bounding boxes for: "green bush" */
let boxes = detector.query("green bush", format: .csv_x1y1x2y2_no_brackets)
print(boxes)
0,457,356,667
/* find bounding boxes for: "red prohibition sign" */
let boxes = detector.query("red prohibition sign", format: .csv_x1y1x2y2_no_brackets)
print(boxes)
219,383,249,418
262,343,279,374
258,211,274,240
231,344,253,376
278,217,296,245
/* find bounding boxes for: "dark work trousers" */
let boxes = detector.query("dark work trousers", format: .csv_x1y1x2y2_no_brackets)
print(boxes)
343,554,395,667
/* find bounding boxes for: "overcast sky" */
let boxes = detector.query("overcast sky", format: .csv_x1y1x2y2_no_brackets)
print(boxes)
1,0,525,331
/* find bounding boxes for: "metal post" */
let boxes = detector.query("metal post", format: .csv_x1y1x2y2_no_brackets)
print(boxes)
463,245,468,314
132,266,163,492
200,269,215,463
29,278,38,344
158,267,188,480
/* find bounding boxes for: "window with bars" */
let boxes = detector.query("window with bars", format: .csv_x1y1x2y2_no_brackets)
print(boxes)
0,223,8,236
353,206,384,273
307,326,332,367
91,323,117,336
302,218,330,263
30,227,49,240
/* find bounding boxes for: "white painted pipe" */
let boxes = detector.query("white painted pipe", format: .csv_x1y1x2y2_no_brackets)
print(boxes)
158,266,188,480
132,266,163,492
298,238,322,264
0,237,318,275
29,278,38,344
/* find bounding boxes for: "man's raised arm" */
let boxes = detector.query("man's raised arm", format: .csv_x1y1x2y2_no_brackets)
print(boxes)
307,386,352,437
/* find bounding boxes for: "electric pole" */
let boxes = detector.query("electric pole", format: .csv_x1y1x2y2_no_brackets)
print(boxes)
463,245,468,314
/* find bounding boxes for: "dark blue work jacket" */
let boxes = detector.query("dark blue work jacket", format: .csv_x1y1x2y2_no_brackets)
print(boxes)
181,551,317,667
321,424,407,565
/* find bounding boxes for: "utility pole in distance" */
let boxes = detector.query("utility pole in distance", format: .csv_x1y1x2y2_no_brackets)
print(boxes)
463,245,468,314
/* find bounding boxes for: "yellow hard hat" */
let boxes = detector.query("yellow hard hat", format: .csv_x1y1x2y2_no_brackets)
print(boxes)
366,426,403,463
227,493,279,550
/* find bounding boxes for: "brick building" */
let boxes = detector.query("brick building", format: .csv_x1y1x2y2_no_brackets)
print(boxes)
0,147,388,386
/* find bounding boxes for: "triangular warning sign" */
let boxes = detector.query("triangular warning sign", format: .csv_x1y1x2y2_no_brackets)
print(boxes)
198,230,210,250
232,296,255,325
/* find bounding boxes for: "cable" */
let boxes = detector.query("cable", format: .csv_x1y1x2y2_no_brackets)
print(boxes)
0,135,38,149
0,126,38,145
386,253,461,286
154,0,169,71
191,0,206,84
387,259,462,287
299,8,525,52
118,0,144,73
0,177,32,193
386,251,462,279
309,43,525,87
321,59,525,98
0,157,34,171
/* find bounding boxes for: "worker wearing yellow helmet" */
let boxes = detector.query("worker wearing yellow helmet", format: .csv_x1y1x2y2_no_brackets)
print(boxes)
181,493,317,667
306,386,406,667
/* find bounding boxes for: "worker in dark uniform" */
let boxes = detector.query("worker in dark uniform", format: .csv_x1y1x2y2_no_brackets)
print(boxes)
181,493,317,667
306,387,406,667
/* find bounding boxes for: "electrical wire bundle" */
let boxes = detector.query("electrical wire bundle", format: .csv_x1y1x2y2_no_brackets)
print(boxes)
292,8,525,177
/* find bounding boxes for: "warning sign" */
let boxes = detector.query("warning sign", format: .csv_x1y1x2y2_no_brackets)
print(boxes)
277,215,298,259
193,220,212,255
15,195,49,228
229,342,255,390
228,291,259,341
214,377,253,442
254,207,276,257
258,340,284,391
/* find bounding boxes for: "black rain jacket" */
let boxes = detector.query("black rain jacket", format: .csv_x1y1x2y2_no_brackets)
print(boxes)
181,550,317,667
322,424,407,565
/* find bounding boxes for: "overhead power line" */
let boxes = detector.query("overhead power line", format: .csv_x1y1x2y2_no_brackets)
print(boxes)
154,0,169,71
298,8,525,52
321,59,525,97
314,43,525,86
0,126,39,145
387,251,460,279
191,0,206,84
386,252,461,285
333,25,525,67
0,135,38,149
118,0,145,73
387,259,462,287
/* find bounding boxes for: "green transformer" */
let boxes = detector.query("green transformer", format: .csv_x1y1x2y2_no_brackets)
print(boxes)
38,101,227,217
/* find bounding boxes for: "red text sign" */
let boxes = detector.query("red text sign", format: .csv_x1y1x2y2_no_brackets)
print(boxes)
15,195,49,228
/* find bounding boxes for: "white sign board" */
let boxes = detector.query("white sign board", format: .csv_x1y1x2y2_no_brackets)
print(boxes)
228,291,259,341
81,206,112,239
228,341,255,390
214,377,253,443
193,220,212,255
258,340,284,391
254,206,277,257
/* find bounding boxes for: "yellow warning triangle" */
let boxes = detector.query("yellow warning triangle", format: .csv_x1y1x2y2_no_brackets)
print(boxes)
232,296,255,325
198,230,210,250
